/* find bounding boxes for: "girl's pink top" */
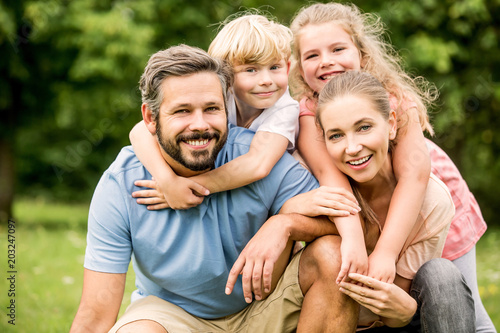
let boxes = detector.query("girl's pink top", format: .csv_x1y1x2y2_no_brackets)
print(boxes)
299,96,487,260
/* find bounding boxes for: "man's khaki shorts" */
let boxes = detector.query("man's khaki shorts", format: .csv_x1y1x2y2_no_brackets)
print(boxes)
110,250,304,333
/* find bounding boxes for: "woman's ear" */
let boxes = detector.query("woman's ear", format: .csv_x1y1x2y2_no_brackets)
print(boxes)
360,53,367,68
141,103,157,135
388,109,397,140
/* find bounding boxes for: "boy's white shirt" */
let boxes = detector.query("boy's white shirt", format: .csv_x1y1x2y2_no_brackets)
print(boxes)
226,88,300,152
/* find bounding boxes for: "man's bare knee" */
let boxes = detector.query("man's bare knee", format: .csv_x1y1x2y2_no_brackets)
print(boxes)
299,235,342,293
304,235,342,269
116,319,167,333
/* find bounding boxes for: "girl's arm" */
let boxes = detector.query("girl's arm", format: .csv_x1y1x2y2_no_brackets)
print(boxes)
368,107,430,283
298,115,367,283
129,121,209,209
190,131,288,192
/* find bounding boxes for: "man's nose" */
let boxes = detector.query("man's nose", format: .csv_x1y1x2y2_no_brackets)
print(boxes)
189,111,210,131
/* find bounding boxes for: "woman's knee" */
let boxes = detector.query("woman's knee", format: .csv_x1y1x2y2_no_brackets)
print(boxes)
412,258,476,332
412,258,474,310
413,258,468,295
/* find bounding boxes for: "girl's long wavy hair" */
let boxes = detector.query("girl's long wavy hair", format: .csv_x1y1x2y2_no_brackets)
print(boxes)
289,2,438,135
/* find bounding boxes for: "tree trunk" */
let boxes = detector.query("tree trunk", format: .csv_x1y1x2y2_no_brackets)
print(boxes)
0,137,14,222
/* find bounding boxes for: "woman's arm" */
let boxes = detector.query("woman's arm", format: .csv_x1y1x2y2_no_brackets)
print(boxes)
297,115,367,283
369,107,430,283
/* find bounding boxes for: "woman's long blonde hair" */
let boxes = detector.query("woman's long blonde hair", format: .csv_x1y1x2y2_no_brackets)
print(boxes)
289,2,437,135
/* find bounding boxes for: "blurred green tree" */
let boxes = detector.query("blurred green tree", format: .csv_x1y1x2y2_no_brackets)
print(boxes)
2,0,499,225
372,0,500,224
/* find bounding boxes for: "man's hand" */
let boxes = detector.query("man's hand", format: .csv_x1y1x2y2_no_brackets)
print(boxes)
225,215,292,303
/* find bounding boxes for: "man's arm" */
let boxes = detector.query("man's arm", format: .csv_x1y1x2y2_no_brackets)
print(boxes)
226,213,339,302
70,269,126,333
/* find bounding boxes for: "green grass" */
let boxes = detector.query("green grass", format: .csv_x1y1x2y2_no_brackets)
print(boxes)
1,200,136,332
1,199,499,332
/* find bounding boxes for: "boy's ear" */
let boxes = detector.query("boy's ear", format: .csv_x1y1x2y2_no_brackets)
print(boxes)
141,103,157,135
286,60,291,75
388,109,397,140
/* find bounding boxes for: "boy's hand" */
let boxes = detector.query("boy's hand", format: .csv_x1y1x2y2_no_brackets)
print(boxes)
336,237,368,284
160,176,209,209
132,179,169,210
367,250,396,284
132,176,209,210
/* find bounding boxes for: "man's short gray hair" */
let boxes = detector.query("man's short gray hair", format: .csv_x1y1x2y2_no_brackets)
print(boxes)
139,44,233,120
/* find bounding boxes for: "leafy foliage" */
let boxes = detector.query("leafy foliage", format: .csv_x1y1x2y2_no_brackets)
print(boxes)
2,0,499,224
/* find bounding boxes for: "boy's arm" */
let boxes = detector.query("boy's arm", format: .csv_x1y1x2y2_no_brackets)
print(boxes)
190,131,288,192
70,269,126,333
369,108,430,283
297,115,367,283
129,121,209,209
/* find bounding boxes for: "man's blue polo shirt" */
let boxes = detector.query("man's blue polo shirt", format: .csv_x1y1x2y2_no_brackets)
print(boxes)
84,125,319,319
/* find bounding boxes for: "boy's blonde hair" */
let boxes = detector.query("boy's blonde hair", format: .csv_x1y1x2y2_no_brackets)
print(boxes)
209,12,293,66
289,2,437,135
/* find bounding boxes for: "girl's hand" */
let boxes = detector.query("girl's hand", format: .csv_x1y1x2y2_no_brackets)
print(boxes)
367,250,396,284
339,273,416,326
336,236,368,284
281,186,360,217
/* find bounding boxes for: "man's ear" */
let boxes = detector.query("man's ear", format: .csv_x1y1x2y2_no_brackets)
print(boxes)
388,109,397,140
141,103,157,135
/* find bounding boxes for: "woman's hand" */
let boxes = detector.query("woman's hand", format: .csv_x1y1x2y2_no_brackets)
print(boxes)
339,273,417,327
280,186,360,217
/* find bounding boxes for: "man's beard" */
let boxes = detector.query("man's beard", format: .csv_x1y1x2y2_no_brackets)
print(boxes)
156,122,227,172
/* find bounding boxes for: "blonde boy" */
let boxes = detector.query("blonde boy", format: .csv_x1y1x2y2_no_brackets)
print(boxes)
130,14,325,210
